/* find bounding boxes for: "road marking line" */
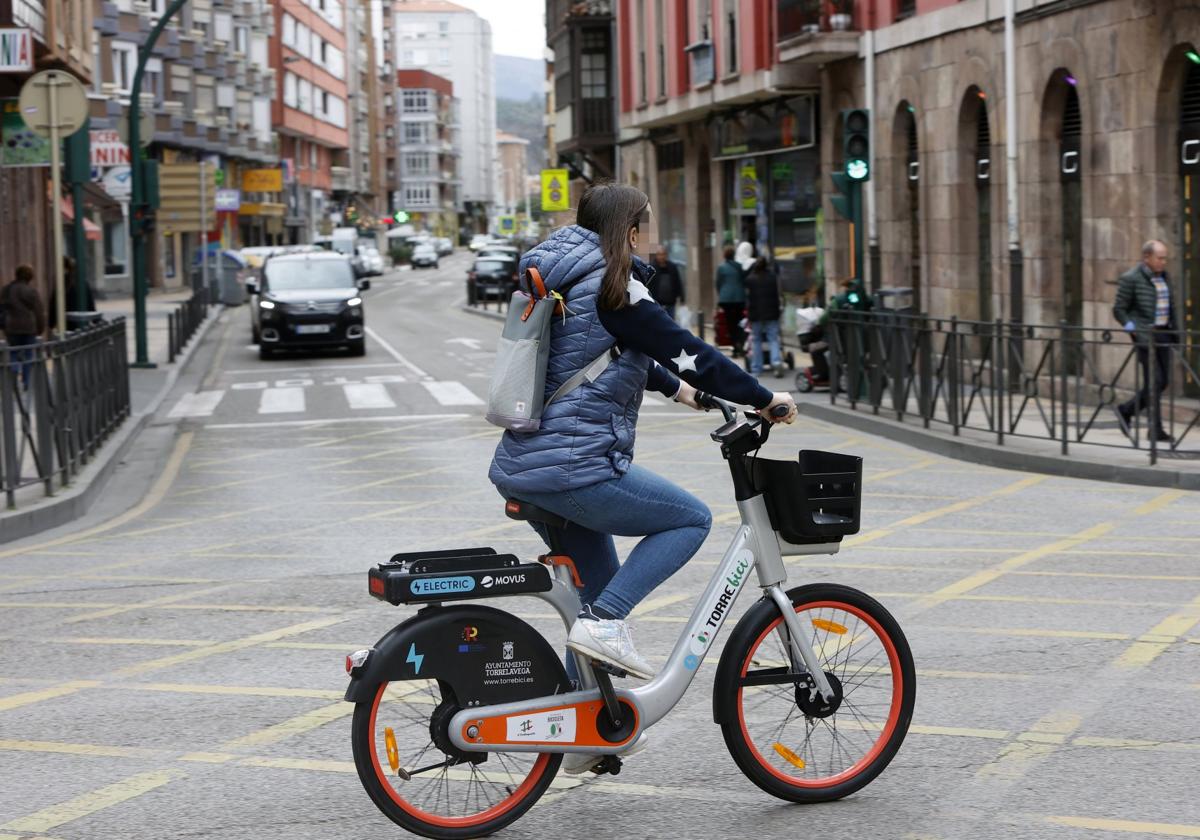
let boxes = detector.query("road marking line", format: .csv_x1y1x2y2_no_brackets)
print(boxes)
179,752,236,763
365,325,431,380
63,583,237,624
26,636,213,648
238,756,356,773
976,711,1082,781
1071,736,1200,753
167,390,225,418
0,431,193,560
110,616,350,678
1113,596,1200,669
0,770,184,833
223,701,352,749
0,681,101,712
258,386,306,414
421,380,484,406
907,522,1113,613
224,362,405,375
343,382,397,410
129,682,343,700
0,739,156,759
1047,816,1200,837
930,625,1132,641
909,724,1010,739
203,412,471,430
630,593,689,616
1133,489,1189,515
200,311,235,390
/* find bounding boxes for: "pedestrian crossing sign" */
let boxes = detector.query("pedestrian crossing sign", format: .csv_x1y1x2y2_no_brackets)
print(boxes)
541,169,569,212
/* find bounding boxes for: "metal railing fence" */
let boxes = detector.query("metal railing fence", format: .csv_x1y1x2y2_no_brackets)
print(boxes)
827,310,1200,466
167,287,212,364
1,318,131,508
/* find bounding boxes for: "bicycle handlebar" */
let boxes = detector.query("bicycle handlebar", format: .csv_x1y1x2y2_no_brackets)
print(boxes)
694,391,790,423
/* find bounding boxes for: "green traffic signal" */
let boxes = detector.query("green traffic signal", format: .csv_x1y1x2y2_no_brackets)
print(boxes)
847,159,869,180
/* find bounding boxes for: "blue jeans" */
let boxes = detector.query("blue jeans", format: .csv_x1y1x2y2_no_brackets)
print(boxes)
500,464,711,617
501,465,711,682
749,320,782,373
5,334,37,389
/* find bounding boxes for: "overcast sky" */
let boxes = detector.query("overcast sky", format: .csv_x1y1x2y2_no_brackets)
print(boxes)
453,0,545,61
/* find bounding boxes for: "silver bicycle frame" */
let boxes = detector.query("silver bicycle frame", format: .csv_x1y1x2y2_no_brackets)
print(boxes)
448,493,841,755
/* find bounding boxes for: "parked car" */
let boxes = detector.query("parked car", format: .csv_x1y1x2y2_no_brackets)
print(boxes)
358,246,384,276
478,244,520,261
247,251,370,359
435,237,454,256
468,233,492,252
468,255,518,301
411,243,440,269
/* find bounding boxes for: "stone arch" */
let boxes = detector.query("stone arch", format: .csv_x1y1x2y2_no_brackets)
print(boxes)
890,100,922,311
955,86,993,322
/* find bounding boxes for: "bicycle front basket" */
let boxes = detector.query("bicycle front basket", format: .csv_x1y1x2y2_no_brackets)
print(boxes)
743,450,862,541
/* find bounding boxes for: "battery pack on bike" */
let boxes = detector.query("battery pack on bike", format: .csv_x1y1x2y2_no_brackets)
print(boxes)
368,547,553,605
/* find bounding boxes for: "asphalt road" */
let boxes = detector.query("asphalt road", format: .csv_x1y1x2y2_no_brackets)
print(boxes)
1,250,1199,840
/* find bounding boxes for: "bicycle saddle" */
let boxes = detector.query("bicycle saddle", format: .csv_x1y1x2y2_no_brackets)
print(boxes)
504,498,569,531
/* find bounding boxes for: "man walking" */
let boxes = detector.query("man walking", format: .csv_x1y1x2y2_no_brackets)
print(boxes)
1113,240,1176,443
648,245,684,322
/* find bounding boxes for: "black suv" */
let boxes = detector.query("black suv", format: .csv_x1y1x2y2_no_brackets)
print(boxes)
249,251,370,360
467,255,518,303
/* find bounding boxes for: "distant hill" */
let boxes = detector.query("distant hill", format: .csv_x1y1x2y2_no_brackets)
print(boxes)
494,55,543,102
497,95,545,174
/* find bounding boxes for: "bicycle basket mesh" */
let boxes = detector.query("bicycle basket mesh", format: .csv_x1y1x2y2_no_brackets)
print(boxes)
742,450,862,541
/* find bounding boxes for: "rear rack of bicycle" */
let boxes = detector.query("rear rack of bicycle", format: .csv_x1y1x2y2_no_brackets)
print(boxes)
368,547,553,606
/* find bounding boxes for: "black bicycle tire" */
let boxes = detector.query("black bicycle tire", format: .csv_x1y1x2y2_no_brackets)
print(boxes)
352,686,563,840
716,582,915,803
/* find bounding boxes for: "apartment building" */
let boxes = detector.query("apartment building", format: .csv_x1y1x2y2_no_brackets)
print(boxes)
393,0,494,237
396,68,460,238
496,131,529,215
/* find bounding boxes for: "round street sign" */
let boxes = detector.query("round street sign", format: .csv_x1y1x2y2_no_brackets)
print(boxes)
117,108,156,148
17,70,88,139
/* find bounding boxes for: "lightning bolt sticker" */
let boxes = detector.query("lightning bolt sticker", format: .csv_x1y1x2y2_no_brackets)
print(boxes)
406,642,424,675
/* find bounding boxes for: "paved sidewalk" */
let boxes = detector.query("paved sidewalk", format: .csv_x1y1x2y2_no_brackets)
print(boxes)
1,292,223,540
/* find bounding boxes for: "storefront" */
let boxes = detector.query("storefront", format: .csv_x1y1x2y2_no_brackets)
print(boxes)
654,138,687,269
713,95,820,294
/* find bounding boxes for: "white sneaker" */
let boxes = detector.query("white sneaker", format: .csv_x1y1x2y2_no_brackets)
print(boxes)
566,612,655,680
563,732,648,775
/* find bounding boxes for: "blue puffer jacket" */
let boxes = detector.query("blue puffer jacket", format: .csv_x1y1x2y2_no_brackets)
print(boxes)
489,226,651,494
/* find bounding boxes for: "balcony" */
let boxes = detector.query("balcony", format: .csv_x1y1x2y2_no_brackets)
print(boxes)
331,166,352,192
777,0,860,65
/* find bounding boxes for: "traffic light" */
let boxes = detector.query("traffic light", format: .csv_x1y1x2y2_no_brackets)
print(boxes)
394,210,410,224
830,171,854,222
829,171,863,281
842,108,870,181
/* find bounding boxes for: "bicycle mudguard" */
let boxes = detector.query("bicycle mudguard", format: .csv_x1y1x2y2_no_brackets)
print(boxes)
344,604,568,704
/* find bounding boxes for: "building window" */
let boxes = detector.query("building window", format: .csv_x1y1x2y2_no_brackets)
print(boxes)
404,184,434,206
111,42,138,94
402,89,430,112
637,0,647,103
656,0,666,97
403,122,430,144
405,153,434,174
580,30,607,99
439,48,450,65
723,0,737,74
897,0,915,20
439,19,449,34
143,57,165,104
234,25,248,55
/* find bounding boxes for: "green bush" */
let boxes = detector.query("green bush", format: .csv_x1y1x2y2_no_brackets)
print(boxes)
389,243,413,265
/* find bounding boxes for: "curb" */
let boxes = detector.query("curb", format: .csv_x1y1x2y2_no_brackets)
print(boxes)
459,304,506,322
0,307,224,544
797,399,1200,490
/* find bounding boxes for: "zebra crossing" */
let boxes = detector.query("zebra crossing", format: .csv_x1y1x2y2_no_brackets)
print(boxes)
167,377,485,422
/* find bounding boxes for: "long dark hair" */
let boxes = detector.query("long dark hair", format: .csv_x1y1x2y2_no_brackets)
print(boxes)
576,182,648,311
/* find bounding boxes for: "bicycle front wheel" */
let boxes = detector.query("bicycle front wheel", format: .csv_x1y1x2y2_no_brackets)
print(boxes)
715,583,915,803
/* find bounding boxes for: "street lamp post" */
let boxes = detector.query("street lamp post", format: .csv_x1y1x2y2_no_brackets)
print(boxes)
129,0,190,368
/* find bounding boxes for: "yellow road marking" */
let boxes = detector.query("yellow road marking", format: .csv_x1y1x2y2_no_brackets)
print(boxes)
931,625,1132,641
630,593,689,616
179,752,236,763
222,701,354,749
1047,816,1200,837
199,309,234,390
1133,489,1189,515
65,583,238,624
129,682,344,700
238,756,356,773
0,431,194,560
1113,595,1200,669
111,616,351,678
32,637,212,647
909,724,1009,739
908,522,1114,613
0,681,101,712
0,770,184,833
976,711,1083,781
0,739,156,759
1071,736,1200,753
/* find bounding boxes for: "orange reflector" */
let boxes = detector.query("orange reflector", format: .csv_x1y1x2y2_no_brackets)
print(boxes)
384,727,400,773
811,618,848,635
369,576,385,597
773,742,806,769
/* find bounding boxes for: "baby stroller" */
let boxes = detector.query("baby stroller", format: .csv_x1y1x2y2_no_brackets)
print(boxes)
793,305,831,393
738,315,795,376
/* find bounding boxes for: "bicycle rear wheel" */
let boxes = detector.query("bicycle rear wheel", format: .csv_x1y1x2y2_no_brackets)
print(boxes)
716,583,915,803
352,679,562,839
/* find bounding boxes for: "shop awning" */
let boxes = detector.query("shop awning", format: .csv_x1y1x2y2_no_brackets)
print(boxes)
61,197,102,241
80,181,122,212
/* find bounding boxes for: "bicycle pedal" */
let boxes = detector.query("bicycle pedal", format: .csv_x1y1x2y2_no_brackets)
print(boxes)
590,756,622,776
591,661,629,679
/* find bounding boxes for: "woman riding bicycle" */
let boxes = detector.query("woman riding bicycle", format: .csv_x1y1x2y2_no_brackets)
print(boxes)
490,183,797,684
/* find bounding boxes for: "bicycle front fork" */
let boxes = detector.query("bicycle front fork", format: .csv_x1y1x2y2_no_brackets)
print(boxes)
766,584,837,703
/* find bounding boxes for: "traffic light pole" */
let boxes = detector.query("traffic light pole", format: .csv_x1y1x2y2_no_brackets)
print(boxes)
129,0,189,368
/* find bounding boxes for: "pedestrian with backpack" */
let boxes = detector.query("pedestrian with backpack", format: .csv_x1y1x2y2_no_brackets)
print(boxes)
488,182,796,719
